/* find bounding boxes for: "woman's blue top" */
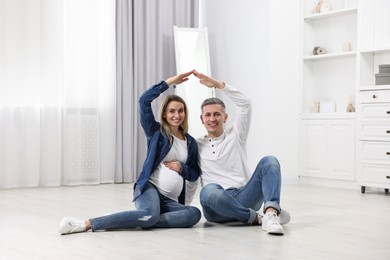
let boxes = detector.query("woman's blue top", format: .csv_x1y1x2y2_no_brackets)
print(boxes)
134,81,201,204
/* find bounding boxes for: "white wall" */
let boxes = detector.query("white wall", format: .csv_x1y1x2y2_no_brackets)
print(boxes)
199,0,300,182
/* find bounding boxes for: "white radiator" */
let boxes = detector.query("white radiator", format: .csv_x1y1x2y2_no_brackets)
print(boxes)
63,108,100,184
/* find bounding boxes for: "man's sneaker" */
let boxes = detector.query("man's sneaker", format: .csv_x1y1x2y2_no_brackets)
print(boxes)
262,210,284,235
59,217,86,235
279,209,291,225
252,213,262,225
256,209,291,226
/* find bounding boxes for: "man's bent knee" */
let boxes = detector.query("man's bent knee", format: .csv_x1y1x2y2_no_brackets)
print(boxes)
200,183,224,206
260,155,279,166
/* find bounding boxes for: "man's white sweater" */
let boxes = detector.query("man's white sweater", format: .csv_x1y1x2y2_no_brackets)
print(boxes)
197,84,252,189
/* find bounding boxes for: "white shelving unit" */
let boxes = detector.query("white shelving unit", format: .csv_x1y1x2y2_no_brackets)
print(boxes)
299,0,358,181
300,0,358,116
299,0,390,186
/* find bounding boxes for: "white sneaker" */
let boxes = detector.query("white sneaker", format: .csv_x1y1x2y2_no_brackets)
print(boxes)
279,209,291,225
262,210,284,235
59,217,86,235
257,209,291,225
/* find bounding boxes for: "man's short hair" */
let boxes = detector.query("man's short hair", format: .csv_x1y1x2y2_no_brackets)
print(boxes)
201,98,226,112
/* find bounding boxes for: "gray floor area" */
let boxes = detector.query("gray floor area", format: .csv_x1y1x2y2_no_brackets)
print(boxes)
1,183,389,260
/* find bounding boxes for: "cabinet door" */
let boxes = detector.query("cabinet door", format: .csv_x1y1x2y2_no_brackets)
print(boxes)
301,120,327,177
327,120,355,180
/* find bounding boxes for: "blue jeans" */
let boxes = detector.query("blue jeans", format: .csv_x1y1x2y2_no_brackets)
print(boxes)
90,183,201,231
200,155,282,224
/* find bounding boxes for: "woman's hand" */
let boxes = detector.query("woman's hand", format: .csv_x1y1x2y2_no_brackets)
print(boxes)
163,160,182,173
193,70,225,89
165,71,193,86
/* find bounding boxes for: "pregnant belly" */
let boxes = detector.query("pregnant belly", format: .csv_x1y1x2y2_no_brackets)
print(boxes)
150,164,183,198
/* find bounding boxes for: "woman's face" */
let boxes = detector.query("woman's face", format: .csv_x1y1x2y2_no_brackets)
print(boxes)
163,101,185,128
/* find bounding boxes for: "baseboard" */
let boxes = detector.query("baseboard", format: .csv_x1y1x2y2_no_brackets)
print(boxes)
298,176,360,190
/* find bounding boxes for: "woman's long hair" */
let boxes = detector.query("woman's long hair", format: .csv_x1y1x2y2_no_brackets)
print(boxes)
158,95,189,145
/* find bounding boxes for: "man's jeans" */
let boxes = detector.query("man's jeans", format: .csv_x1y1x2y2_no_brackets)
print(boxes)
200,155,282,224
90,183,201,231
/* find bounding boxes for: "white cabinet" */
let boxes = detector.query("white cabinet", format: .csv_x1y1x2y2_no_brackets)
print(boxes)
357,88,390,193
300,0,390,185
301,118,355,180
355,0,390,193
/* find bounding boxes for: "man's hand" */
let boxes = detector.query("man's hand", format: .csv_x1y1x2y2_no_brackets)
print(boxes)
193,70,225,89
165,71,193,86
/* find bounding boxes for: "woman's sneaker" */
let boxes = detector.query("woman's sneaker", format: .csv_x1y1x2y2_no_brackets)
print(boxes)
59,217,86,235
262,210,284,235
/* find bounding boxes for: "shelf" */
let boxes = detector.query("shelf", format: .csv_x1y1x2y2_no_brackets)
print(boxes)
303,51,356,61
300,113,356,119
304,8,357,21
359,85,390,91
360,47,390,54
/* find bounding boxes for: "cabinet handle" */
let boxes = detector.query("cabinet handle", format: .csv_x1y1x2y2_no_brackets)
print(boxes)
372,94,377,99
387,176,390,179
387,130,390,134
387,152,390,155
387,111,390,114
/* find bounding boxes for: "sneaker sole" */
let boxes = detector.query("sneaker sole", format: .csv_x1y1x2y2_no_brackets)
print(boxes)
268,231,284,235
262,226,284,235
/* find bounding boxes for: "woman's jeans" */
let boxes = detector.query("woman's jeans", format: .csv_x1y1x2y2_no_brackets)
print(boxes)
90,183,201,231
200,155,282,224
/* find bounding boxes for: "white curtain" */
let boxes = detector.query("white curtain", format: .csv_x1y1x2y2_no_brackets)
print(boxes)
0,0,116,188
115,0,199,182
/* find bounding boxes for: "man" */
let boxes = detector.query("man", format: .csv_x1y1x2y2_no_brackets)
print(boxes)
193,70,290,235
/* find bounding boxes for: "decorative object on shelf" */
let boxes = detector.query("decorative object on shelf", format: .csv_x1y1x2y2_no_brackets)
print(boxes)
317,47,327,55
375,64,390,85
320,2,331,13
346,95,355,112
315,1,322,13
319,101,336,113
311,100,320,113
313,46,327,55
342,41,351,51
346,102,355,112
379,64,390,73
316,0,331,13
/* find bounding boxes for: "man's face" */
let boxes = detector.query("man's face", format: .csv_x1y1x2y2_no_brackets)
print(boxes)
200,104,228,138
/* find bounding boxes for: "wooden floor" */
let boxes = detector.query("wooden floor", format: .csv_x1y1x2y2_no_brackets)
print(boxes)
1,182,389,260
